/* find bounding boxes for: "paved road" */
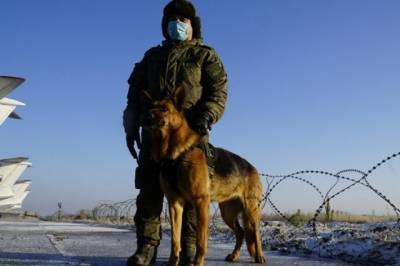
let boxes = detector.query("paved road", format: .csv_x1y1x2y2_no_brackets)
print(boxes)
0,220,349,265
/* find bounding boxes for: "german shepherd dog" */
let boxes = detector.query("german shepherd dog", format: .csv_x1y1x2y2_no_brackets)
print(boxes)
142,87,266,266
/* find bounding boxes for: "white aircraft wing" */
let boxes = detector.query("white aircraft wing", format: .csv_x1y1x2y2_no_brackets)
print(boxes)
0,204,17,211
0,76,25,99
0,97,25,125
13,180,31,195
0,189,30,209
0,158,31,200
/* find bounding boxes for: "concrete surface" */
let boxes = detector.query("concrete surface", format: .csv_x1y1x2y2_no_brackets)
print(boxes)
0,220,350,265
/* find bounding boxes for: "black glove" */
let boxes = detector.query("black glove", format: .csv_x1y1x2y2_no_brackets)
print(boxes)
192,115,211,136
126,130,141,160
123,107,141,160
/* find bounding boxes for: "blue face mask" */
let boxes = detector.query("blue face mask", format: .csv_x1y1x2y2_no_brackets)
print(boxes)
167,20,189,41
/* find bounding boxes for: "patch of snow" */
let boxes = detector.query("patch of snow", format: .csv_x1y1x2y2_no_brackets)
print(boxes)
209,220,400,265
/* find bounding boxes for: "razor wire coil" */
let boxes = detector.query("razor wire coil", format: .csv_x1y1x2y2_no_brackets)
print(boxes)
93,151,400,230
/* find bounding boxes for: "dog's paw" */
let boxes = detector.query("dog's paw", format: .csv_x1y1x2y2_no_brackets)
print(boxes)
254,254,266,264
225,253,240,262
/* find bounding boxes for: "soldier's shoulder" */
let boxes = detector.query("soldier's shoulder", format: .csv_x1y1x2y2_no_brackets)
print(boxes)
195,43,222,61
195,41,221,56
196,42,217,53
144,45,164,57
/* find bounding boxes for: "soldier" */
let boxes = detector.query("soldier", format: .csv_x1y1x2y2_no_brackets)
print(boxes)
123,0,227,265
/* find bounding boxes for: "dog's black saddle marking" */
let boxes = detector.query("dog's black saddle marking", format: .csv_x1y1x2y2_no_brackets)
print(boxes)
196,142,254,178
212,147,254,178
160,142,253,186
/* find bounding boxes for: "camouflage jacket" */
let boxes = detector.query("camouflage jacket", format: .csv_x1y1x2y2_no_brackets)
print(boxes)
125,39,228,129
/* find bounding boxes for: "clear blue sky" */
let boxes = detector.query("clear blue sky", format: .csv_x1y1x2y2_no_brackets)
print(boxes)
1,0,399,216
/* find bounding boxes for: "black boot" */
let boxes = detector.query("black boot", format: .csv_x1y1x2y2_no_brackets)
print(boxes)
127,244,157,266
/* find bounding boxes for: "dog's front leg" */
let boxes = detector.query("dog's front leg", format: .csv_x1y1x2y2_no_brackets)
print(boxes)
193,196,210,266
167,199,184,266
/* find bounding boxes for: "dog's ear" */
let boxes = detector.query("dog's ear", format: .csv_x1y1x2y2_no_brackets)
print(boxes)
172,86,185,111
140,89,153,102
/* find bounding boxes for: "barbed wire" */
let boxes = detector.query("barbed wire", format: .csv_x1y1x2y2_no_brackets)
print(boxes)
93,152,399,228
92,199,135,223
261,152,400,228
258,152,400,264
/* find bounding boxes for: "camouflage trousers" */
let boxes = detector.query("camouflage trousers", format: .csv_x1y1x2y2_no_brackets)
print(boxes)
133,153,197,248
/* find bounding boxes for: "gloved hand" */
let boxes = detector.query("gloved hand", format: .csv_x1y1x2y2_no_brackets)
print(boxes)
191,114,211,136
123,107,141,160
125,131,141,160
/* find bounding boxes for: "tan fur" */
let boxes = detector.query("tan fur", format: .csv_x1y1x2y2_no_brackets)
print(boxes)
143,87,266,265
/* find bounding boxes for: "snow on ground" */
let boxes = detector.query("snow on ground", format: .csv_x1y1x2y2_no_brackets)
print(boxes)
208,220,400,265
